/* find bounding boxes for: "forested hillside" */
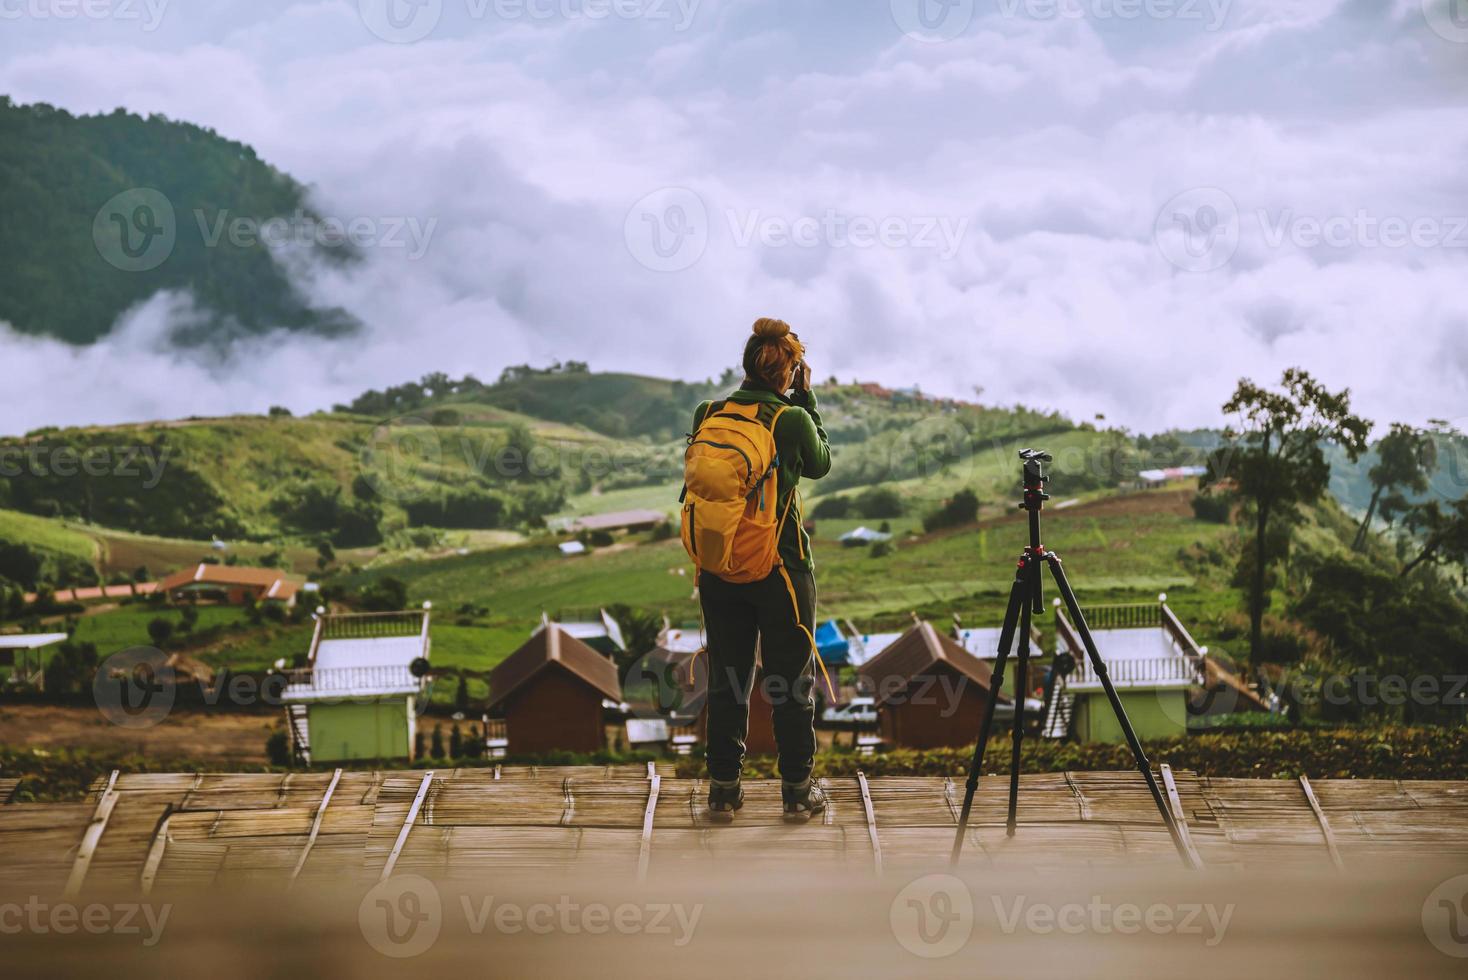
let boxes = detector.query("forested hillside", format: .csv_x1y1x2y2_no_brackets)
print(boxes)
0,98,357,345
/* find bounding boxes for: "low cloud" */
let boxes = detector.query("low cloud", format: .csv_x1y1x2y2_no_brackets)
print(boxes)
0,0,1465,436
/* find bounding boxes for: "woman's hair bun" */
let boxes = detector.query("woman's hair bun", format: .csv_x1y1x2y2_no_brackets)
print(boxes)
751,317,791,339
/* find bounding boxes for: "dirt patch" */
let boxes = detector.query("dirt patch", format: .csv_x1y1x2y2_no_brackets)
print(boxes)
0,703,275,763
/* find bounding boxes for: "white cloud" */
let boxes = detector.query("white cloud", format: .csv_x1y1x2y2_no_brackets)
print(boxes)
0,0,1465,436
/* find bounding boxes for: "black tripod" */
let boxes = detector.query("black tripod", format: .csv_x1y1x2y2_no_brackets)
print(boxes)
948,449,1196,868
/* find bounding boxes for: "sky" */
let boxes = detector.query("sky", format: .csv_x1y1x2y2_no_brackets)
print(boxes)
1,0,1466,435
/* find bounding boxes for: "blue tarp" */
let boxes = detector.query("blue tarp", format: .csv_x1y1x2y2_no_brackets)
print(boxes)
815,620,849,665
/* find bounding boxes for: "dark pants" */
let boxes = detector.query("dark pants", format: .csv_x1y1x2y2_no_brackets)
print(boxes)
700,565,817,784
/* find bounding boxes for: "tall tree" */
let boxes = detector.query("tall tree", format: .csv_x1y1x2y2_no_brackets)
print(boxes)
1352,423,1437,550
1206,369,1369,664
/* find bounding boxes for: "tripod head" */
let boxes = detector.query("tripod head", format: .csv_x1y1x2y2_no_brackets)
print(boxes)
1018,448,1052,512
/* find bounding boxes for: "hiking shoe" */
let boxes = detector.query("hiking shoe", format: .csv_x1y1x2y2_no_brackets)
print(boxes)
708,779,744,818
782,779,827,821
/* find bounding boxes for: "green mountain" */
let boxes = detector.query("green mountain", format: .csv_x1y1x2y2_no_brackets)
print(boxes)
0,97,357,345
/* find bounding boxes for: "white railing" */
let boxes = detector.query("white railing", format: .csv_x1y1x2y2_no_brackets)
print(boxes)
1070,654,1204,687
285,665,421,693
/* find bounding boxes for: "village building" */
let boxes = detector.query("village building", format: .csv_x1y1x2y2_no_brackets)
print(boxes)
158,564,304,607
858,620,1007,749
488,626,622,755
1055,595,1268,743
281,606,431,763
0,632,68,690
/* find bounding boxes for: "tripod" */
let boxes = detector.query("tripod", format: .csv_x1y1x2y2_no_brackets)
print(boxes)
948,449,1196,868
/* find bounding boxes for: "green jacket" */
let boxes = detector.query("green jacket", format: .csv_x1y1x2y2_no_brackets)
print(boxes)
691,387,832,571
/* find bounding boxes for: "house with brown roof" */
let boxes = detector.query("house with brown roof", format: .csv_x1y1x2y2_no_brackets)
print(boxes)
858,620,1008,749
561,509,668,535
489,627,623,754
158,564,303,606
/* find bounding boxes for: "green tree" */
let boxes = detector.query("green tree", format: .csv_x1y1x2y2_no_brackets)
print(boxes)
1402,497,1468,578
1206,369,1369,664
1353,423,1437,550
605,603,662,682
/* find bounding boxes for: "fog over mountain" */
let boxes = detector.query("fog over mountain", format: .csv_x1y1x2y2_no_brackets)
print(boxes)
1,0,1465,435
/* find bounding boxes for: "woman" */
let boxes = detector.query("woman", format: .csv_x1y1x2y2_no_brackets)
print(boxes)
693,317,832,819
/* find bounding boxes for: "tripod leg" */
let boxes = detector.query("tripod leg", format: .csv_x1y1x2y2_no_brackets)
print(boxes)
1005,562,1036,837
1044,554,1198,869
949,565,1028,866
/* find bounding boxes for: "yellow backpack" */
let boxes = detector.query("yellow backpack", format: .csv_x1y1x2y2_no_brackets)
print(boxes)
679,400,794,584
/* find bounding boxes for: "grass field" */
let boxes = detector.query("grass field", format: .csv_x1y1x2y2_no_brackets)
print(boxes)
0,508,99,564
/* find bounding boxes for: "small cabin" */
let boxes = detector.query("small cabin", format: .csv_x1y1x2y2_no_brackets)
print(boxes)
858,620,1007,749
1055,596,1268,743
489,627,622,755
281,607,431,763
0,632,68,690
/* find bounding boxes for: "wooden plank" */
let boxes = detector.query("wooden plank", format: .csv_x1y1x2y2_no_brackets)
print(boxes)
64,770,120,898
636,774,661,882
288,768,342,888
1159,765,1203,870
560,777,576,827
1299,775,1346,873
856,772,883,878
379,771,434,882
138,805,174,896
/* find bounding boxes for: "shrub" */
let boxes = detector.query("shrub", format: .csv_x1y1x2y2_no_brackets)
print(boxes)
41,641,99,694
854,486,904,519
1192,490,1233,523
265,730,292,767
812,496,852,519
147,617,174,647
923,489,980,532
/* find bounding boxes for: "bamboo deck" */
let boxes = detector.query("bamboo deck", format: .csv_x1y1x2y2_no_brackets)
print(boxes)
3,767,1466,892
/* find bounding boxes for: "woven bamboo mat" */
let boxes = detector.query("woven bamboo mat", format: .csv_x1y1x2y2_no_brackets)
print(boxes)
2,769,1463,893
